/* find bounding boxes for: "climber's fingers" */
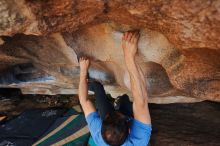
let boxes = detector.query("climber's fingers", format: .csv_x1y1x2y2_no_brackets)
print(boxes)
123,32,126,40
130,32,137,43
122,31,139,44
80,56,88,61
122,32,130,49
133,32,140,43
127,32,133,42
122,32,125,40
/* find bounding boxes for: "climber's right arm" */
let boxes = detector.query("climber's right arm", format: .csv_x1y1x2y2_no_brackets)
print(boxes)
79,57,96,117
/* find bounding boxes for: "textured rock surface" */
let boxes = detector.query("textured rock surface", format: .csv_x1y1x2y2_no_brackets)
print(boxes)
0,0,40,36
106,0,220,50
0,0,219,102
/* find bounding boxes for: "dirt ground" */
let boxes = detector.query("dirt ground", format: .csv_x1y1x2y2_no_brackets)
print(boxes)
0,92,220,146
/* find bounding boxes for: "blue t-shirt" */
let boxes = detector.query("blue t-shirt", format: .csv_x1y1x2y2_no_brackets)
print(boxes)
86,112,152,146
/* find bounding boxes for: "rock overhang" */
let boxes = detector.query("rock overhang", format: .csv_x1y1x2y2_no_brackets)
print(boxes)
0,0,219,103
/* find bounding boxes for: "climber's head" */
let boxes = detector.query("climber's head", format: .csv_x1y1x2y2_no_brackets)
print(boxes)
101,111,129,146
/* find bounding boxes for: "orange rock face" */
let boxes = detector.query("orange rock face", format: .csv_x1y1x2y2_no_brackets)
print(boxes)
0,0,219,102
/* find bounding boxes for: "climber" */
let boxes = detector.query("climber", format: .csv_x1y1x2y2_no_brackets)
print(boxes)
78,32,152,146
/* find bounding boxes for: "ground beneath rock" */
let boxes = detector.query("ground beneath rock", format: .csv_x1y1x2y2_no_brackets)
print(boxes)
150,101,220,146
0,93,219,146
0,91,79,119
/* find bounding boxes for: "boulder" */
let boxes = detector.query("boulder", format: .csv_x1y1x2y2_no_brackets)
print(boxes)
0,0,219,102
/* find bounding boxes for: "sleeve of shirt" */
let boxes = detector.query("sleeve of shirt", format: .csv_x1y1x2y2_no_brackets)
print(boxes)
86,112,102,135
126,119,152,146
86,112,104,145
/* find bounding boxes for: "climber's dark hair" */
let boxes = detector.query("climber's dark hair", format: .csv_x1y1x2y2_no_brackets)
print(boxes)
101,111,129,146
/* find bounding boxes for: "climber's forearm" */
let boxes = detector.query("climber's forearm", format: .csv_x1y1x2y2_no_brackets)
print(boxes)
126,57,151,124
79,77,88,103
79,76,96,117
126,58,148,104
